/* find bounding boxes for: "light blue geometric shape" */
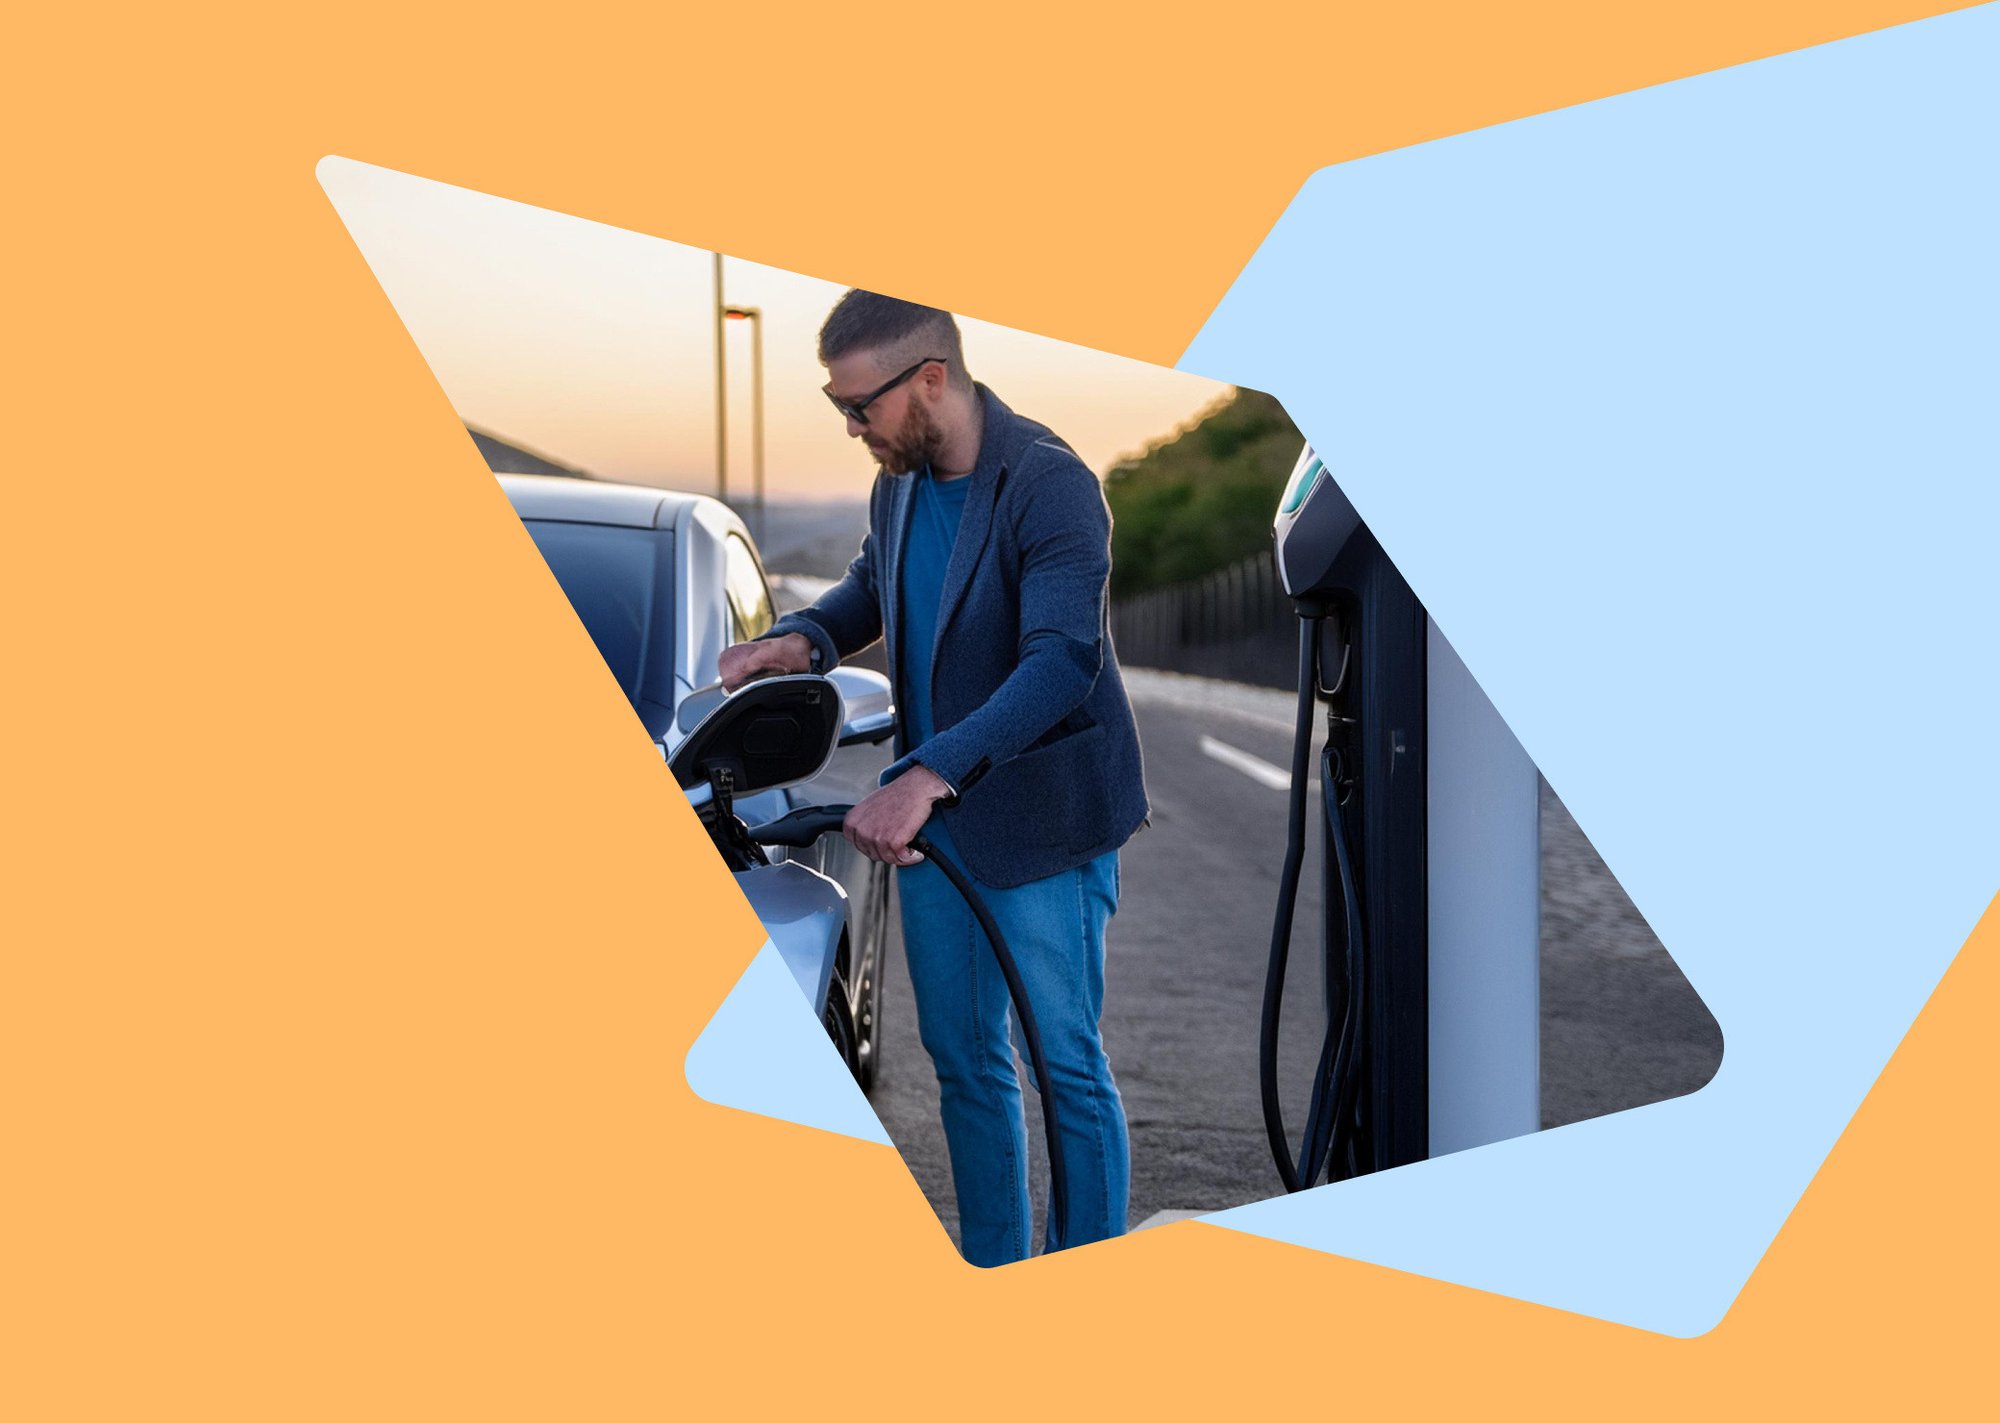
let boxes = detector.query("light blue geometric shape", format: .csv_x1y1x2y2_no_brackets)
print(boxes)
1179,4,1998,1335
685,942,893,1146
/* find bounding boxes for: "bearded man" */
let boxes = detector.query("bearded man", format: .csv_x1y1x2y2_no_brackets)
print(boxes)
717,290,1148,1265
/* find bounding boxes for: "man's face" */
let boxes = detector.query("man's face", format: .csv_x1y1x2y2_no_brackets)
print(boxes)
824,350,946,477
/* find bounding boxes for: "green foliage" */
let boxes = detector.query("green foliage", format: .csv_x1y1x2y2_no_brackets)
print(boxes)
1103,387,1302,599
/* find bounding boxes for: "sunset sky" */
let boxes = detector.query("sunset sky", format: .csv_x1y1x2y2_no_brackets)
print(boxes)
319,157,1232,502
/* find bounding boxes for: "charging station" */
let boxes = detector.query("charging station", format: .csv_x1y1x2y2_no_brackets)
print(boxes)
1264,445,1538,1187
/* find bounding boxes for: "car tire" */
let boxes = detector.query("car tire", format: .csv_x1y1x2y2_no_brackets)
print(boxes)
824,966,859,1079
853,862,890,1092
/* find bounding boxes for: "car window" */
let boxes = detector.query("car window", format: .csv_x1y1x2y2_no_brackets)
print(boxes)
520,519,671,711
723,532,775,642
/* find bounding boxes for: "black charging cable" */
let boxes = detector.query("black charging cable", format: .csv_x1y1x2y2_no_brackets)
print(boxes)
909,831,1070,1250
1259,614,1368,1191
1261,617,1329,1190
1319,741,1366,1182
749,805,1071,1252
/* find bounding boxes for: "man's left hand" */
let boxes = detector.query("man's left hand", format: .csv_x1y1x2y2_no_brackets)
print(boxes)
844,766,952,866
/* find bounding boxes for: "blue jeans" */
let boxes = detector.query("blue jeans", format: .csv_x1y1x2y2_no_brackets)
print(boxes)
897,839,1129,1266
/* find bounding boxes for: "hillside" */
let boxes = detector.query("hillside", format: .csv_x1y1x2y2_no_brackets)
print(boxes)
1102,387,1303,599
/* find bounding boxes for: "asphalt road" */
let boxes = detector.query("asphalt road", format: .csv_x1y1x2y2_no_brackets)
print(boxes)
861,669,1723,1255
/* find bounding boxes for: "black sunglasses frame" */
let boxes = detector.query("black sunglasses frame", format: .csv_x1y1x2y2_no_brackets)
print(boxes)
823,356,948,426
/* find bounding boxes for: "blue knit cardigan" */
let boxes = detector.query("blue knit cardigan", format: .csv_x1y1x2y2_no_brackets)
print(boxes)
764,384,1149,888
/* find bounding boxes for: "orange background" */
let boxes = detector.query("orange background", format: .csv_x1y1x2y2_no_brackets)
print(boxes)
5,2,1992,1415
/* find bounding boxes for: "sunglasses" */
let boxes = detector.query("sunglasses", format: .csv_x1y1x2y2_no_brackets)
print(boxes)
823,357,947,426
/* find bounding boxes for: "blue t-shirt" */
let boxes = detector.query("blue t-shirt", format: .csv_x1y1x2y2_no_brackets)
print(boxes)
898,467,972,845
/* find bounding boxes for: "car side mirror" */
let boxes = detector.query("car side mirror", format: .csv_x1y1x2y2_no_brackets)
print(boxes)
829,666,895,746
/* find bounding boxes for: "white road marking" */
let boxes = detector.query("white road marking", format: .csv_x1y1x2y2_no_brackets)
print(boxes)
1199,735,1292,790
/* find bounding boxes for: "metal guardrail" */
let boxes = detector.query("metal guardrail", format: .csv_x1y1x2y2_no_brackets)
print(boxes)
1111,552,1295,690
772,555,1294,690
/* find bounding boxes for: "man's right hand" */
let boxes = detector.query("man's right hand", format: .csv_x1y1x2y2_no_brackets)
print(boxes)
718,632,814,691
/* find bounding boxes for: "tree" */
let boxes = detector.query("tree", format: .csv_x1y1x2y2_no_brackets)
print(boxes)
1103,388,1303,599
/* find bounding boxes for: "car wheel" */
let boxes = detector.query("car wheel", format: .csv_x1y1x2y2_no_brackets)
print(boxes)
853,862,890,1092
824,966,859,1079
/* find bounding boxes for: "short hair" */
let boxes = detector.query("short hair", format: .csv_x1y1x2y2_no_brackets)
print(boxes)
818,289,971,391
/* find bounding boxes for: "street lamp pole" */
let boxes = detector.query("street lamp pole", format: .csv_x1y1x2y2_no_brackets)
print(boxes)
712,252,728,504
723,304,765,543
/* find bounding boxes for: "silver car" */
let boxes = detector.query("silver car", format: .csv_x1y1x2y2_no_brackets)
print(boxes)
501,474,894,1089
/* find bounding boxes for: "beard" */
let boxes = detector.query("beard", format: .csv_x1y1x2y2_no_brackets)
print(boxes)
865,395,948,477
